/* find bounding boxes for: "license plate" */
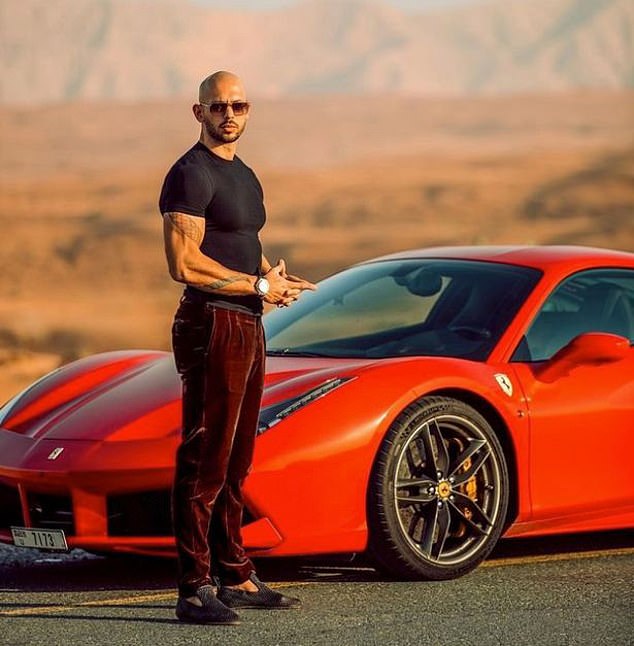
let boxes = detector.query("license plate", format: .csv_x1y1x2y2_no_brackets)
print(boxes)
11,526,68,551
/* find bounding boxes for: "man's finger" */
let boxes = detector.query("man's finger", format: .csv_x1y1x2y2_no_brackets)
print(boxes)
287,274,317,290
297,280,317,291
276,258,287,276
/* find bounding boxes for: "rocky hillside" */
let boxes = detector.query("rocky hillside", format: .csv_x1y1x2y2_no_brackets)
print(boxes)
1,0,632,104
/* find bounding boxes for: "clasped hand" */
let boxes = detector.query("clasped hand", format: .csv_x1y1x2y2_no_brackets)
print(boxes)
263,259,317,307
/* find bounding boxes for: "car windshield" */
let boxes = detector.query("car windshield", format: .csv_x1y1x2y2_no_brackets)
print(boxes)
265,258,541,361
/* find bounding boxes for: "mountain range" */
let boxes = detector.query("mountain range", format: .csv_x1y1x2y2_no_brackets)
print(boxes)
2,0,633,104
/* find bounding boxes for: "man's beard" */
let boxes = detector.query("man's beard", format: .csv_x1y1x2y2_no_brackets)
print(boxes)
205,120,246,144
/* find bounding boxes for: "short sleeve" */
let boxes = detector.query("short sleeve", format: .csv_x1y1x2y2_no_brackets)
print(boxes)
159,162,213,218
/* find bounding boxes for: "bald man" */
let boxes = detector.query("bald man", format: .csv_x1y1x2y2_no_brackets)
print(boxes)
160,71,315,625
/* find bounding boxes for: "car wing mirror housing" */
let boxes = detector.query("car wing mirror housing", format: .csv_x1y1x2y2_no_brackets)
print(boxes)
537,332,631,383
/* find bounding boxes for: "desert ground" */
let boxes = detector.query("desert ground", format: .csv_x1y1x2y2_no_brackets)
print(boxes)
0,91,633,401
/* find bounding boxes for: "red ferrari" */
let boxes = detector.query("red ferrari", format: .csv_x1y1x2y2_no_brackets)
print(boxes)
1,246,633,580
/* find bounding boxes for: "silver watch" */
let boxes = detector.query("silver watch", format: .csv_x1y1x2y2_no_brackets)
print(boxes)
254,276,270,298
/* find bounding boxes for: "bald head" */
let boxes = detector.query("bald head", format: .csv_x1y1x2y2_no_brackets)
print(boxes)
198,71,245,103
194,71,250,152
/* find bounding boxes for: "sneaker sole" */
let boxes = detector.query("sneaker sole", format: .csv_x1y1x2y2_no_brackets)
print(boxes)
176,613,241,625
221,602,301,610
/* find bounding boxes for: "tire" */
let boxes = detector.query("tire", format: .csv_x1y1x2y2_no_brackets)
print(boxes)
368,395,509,580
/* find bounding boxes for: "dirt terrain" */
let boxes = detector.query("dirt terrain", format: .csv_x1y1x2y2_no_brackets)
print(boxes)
1,91,633,401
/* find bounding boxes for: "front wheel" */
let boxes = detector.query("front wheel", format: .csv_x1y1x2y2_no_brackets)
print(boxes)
368,396,509,580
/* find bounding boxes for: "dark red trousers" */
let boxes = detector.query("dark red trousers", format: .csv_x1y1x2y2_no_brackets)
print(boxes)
171,297,264,597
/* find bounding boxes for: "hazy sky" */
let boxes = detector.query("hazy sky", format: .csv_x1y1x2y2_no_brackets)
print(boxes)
192,0,479,10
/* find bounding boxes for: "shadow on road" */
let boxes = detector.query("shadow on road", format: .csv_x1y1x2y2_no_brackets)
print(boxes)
1,529,631,593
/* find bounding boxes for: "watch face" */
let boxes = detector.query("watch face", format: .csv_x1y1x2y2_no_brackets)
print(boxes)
256,277,270,296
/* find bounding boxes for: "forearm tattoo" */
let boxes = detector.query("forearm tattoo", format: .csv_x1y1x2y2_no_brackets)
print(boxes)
167,212,204,245
205,275,248,292
166,213,249,293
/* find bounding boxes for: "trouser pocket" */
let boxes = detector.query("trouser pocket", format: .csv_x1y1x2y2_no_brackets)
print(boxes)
171,298,213,375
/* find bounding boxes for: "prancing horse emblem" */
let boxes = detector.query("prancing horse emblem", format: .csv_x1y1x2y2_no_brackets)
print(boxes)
494,373,513,397
47,447,64,460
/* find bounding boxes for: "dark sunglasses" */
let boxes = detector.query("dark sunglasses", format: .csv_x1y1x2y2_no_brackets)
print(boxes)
200,101,250,116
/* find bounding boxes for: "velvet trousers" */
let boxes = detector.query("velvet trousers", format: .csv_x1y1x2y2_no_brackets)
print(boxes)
171,297,264,597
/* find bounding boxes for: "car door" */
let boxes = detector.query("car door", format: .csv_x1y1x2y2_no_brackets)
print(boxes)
510,268,634,524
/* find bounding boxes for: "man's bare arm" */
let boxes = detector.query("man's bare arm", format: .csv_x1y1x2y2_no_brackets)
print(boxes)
163,212,257,295
167,212,205,245
163,212,302,304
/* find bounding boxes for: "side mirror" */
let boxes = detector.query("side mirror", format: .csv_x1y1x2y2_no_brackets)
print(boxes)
537,332,631,383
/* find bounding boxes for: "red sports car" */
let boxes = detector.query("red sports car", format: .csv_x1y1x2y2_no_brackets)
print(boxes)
1,246,633,580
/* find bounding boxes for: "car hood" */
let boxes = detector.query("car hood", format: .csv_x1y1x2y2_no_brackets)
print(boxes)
0,351,379,443
263,355,377,402
0,351,179,442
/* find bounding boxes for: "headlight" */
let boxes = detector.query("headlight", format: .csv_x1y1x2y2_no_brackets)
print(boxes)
257,377,354,434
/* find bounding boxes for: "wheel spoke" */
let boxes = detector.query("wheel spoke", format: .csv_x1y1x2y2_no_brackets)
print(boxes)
397,493,435,505
418,426,437,477
413,435,431,476
419,418,449,477
404,443,421,476
396,477,436,489
450,490,494,535
449,439,489,483
418,501,451,559
396,476,436,504
407,511,424,540
430,504,451,559
420,503,439,556
429,418,450,476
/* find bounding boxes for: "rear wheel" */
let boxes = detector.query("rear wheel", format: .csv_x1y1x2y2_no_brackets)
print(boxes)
368,396,509,580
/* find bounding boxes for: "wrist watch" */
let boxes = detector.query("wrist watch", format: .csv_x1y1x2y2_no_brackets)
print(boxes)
254,276,270,298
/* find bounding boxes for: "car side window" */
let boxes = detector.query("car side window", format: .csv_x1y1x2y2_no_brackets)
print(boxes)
512,269,634,362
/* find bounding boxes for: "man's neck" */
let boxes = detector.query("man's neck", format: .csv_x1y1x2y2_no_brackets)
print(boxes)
199,135,237,161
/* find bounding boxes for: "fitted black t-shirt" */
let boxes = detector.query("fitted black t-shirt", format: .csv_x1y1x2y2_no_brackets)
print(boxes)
159,142,265,314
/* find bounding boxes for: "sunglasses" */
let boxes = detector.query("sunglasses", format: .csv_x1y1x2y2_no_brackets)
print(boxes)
200,101,250,116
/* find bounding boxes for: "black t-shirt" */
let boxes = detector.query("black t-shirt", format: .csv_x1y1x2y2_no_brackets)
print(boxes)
159,142,266,314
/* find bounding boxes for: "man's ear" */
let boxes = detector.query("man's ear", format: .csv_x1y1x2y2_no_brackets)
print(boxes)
192,104,204,123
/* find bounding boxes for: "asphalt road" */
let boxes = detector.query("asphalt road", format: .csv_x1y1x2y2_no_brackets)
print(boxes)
0,532,632,646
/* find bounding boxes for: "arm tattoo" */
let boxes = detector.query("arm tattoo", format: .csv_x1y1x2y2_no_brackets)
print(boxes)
205,275,249,292
167,212,204,245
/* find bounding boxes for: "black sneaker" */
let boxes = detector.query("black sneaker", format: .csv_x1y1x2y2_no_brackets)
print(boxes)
217,574,301,610
175,584,241,624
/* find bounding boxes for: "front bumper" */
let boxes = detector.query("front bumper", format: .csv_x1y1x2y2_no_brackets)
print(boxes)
0,430,283,556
